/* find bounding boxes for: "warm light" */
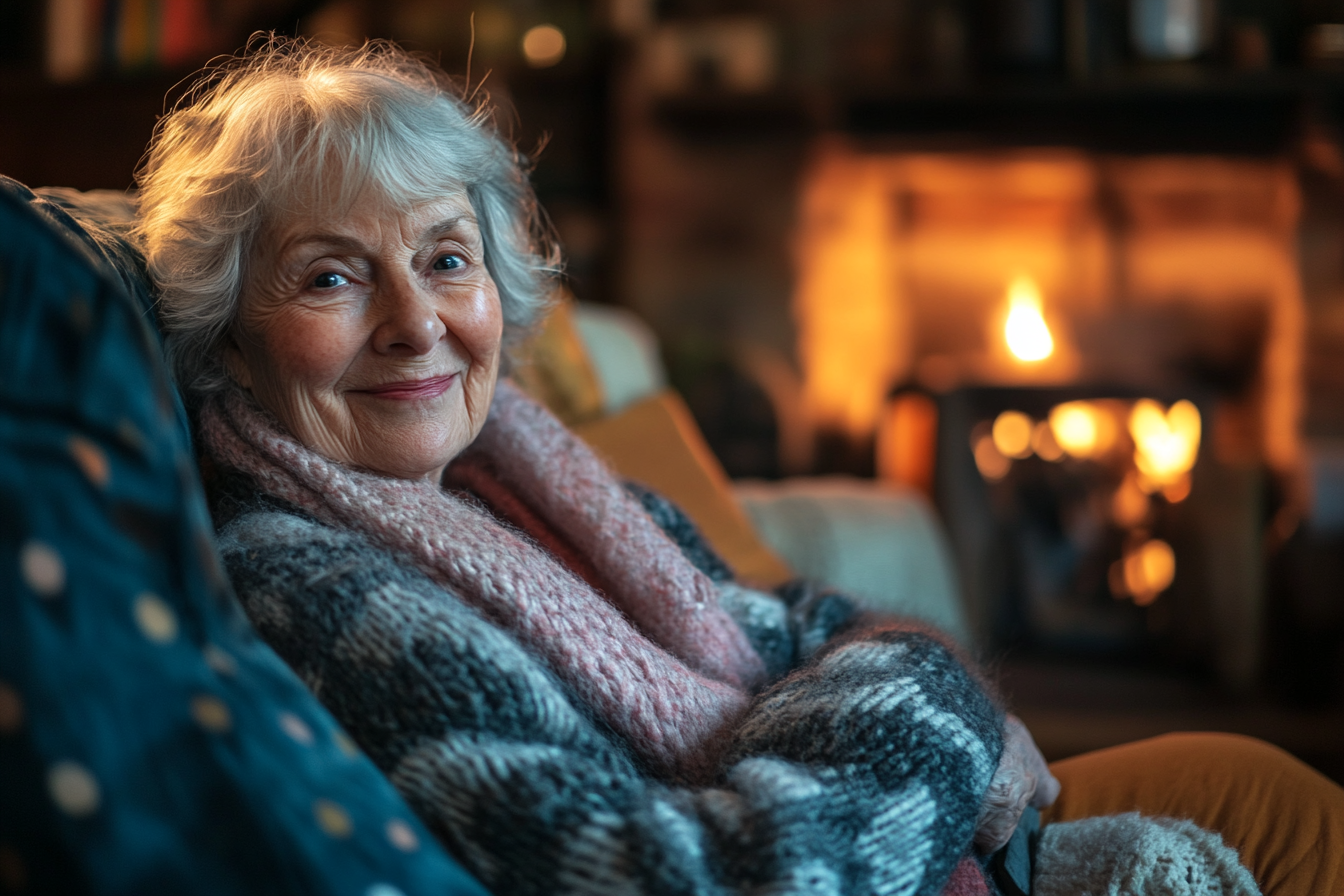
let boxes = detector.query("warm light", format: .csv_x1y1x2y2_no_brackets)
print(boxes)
1162,474,1192,503
1122,539,1176,606
1032,421,1064,461
992,411,1034,459
795,153,907,438
1048,401,1116,459
1049,402,1097,457
974,434,1012,481
1003,275,1054,362
1129,399,1201,486
877,393,939,496
521,24,566,67
1112,473,1150,528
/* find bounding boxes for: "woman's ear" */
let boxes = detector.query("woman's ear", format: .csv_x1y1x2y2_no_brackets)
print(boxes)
221,337,254,390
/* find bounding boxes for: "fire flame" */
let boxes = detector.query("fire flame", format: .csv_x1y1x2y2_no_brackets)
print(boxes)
1129,399,1201,488
992,411,1034,459
1003,275,1054,362
1121,538,1176,606
1048,400,1117,459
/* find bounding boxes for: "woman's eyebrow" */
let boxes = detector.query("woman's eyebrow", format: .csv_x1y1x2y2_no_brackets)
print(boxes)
423,214,479,241
279,233,367,257
276,213,480,260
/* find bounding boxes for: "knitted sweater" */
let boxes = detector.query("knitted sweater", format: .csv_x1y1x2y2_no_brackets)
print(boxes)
213,484,1004,896
206,382,1262,896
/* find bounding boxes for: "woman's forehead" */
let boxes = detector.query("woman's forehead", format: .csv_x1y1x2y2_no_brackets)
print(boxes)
263,190,479,249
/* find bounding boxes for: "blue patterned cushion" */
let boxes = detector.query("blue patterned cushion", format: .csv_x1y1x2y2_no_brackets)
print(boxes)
0,179,489,896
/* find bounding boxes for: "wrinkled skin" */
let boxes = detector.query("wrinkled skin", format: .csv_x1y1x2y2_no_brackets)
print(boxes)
975,714,1061,854
225,190,503,483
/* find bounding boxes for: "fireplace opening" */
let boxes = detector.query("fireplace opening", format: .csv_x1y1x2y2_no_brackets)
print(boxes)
793,143,1301,687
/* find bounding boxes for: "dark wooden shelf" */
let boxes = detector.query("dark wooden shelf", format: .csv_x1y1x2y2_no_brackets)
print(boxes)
844,77,1311,155
649,70,1344,154
0,71,195,190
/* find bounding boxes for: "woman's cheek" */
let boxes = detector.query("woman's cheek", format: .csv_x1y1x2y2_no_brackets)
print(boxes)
468,285,504,359
265,309,358,391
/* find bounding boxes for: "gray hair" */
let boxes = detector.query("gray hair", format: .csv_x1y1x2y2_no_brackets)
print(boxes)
135,35,559,398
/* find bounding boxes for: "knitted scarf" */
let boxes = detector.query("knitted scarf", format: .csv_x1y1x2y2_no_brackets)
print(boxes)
199,380,767,781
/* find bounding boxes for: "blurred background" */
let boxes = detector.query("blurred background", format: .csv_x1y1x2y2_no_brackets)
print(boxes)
5,0,1344,777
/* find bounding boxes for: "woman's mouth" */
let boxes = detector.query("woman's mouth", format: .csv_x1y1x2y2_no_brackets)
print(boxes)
361,374,457,400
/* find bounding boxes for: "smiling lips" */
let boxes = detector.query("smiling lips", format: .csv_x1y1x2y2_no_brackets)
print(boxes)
361,374,457,400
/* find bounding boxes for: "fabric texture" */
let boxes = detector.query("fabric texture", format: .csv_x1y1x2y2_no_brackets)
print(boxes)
1034,813,1259,896
213,506,1005,896
201,380,769,782
1044,732,1344,896
203,385,1009,895
202,371,1276,896
0,177,487,895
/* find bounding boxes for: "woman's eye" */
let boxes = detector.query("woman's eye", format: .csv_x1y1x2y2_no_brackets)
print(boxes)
433,253,465,271
312,271,348,289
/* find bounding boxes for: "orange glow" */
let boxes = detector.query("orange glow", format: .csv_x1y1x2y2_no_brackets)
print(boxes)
877,393,939,496
521,25,566,67
1003,276,1054,362
1162,474,1192,503
1048,401,1116,459
1112,473,1150,528
1122,539,1176,605
973,434,1012,481
1130,399,1201,486
1032,420,1064,461
992,411,1034,459
791,148,1298,488
795,151,909,437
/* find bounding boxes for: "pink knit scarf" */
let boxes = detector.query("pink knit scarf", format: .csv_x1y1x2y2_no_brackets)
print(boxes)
199,380,767,781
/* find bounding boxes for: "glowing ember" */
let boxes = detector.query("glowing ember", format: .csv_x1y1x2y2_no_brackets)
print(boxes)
992,411,1034,459
1112,472,1150,528
1003,275,1054,362
1121,538,1177,606
1162,474,1192,503
973,434,1012,481
1048,401,1116,459
1049,402,1097,457
1032,421,1064,461
1129,399,1201,486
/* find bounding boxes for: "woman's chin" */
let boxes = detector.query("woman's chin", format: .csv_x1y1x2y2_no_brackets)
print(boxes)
355,444,460,481
347,417,473,482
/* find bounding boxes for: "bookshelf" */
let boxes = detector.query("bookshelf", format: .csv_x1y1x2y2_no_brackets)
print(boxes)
0,0,317,189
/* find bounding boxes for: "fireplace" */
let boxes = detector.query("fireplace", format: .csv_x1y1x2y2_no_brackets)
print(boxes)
792,141,1304,686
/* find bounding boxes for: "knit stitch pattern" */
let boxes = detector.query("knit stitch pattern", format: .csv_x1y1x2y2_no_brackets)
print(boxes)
1033,813,1261,896
217,507,1002,896
200,381,765,781
202,377,1260,896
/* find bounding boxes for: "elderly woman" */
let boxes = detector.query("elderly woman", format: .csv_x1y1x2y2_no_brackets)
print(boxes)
135,38,1341,896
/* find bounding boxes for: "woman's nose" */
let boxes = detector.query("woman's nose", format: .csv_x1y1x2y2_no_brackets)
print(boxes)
372,277,446,356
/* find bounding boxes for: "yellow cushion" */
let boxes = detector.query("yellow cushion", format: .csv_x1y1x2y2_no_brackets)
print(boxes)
573,390,793,588
1043,733,1344,896
512,296,606,427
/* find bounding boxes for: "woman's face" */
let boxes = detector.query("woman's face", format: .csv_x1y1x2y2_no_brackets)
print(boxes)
226,190,503,482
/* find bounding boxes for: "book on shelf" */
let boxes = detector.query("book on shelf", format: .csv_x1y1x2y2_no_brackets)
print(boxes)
45,0,212,82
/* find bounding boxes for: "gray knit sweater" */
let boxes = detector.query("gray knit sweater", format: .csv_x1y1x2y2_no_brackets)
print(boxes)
215,483,1005,896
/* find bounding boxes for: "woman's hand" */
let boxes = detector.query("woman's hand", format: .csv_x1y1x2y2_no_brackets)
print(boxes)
974,714,1061,854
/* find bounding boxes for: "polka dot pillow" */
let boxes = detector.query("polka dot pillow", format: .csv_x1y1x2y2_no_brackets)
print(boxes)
0,178,489,895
